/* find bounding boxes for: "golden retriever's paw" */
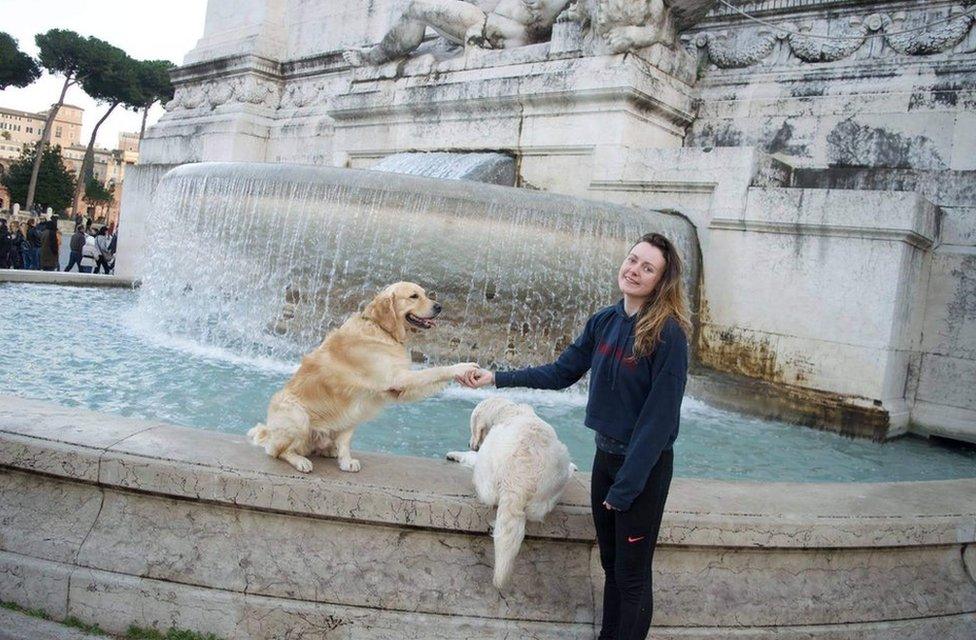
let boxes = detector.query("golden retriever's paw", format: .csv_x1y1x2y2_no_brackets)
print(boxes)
289,456,313,473
340,458,362,472
446,451,464,463
450,362,480,376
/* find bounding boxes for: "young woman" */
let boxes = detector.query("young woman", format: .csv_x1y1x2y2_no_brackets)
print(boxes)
459,232,692,640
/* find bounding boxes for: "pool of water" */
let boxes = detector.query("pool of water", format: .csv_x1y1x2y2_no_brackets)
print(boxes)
2,282,975,482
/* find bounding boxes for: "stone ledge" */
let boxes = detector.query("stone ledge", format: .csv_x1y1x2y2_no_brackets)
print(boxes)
1,395,973,549
0,271,136,288
2,396,975,638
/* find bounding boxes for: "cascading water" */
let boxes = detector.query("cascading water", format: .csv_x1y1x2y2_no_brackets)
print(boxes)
371,152,516,185
137,162,699,368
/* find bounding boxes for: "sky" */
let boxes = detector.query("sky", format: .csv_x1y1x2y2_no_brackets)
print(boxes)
0,0,207,149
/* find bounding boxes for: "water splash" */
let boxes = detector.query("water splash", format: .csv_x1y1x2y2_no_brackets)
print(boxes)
137,162,699,367
371,152,516,185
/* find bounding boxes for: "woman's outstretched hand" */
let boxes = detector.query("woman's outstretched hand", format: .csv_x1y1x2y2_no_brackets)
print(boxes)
456,368,494,388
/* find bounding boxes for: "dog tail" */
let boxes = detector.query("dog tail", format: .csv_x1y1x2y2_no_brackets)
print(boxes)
492,492,527,590
247,423,270,446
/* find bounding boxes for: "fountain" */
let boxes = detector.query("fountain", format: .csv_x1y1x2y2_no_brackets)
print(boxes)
139,162,698,366
1,0,975,638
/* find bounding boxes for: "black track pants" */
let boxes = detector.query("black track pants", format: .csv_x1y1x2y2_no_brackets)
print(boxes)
591,447,674,640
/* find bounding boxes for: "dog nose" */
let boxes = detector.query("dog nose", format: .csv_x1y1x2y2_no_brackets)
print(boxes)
433,302,442,313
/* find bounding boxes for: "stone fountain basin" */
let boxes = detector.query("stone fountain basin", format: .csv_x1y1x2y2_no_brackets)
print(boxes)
1,395,974,639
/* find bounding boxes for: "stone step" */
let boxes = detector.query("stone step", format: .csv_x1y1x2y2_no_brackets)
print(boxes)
0,608,109,640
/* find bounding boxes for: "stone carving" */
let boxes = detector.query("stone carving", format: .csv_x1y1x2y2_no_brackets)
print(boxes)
343,0,719,64
570,0,718,54
687,3,976,69
235,77,280,109
280,82,324,109
343,0,574,67
163,77,280,113
571,0,675,54
786,16,872,63
883,6,975,56
691,29,780,68
207,80,236,107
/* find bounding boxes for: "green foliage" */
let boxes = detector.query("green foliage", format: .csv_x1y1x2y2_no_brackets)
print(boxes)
2,144,75,211
126,625,223,640
0,601,225,640
84,178,113,205
35,28,87,77
0,32,40,89
34,29,114,84
135,59,176,108
79,44,142,108
63,615,106,635
1,600,52,620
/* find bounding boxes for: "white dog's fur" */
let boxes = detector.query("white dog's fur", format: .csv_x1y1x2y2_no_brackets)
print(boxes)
447,396,576,589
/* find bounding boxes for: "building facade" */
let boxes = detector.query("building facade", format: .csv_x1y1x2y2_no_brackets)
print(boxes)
0,104,138,223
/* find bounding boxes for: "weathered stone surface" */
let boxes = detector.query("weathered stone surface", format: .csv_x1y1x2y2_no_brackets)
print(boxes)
0,551,71,620
0,608,106,640
129,0,976,442
75,489,594,622
1,398,975,638
0,470,102,564
0,271,135,287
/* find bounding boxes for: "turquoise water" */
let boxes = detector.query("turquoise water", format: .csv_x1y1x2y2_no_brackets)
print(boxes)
2,283,975,482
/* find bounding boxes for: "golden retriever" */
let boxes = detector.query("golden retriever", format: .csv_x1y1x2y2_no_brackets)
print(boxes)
447,397,575,588
249,282,478,473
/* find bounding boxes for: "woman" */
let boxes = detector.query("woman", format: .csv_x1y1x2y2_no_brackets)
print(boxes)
39,219,60,271
460,232,692,640
80,230,99,274
8,221,25,269
94,227,114,274
27,218,41,271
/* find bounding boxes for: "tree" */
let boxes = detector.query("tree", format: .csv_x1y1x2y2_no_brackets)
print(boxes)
71,46,140,212
0,32,40,89
25,30,117,210
134,59,175,141
2,144,75,212
84,177,114,218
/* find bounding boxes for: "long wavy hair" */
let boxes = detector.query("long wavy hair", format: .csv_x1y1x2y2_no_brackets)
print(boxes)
631,232,693,358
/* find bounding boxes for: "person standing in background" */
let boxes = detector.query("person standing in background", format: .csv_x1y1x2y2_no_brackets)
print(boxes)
94,227,114,274
8,221,25,269
64,225,86,272
25,219,41,270
39,219,60,271
0,219,10,269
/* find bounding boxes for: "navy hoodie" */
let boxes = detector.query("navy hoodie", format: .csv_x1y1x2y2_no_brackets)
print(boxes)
495,301,688,511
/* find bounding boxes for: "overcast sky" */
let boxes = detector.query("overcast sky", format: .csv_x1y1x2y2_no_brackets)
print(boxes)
0,0,207,149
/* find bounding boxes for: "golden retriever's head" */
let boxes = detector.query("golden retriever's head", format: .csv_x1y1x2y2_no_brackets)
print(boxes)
469,397,534,451
363,281,441,343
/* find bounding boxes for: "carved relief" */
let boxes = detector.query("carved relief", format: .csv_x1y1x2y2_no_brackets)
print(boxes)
883,6,975,56
163,76,280,114
686,3,976,69
786,16,873,63
589,0,677,53
692,29,781,68
280,82,324,109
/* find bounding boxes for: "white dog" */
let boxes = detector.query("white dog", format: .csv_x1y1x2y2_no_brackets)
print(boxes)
447,396,576,589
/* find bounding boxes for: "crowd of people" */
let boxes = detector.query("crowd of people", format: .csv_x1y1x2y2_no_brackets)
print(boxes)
0,215,117,274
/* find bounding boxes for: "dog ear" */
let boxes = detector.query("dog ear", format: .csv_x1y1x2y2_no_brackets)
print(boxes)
366,291,405,342
470,397,509,450
469,405,488,451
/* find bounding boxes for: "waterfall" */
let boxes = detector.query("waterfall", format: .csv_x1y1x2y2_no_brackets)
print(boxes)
371,152,516,185
137,162,698,367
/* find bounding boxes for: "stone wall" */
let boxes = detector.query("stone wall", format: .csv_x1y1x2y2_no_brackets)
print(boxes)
682,0,976,439
2,396,975,638
129,0,976,442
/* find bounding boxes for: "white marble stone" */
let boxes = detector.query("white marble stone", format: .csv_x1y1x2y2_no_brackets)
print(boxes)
1,398,975,638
